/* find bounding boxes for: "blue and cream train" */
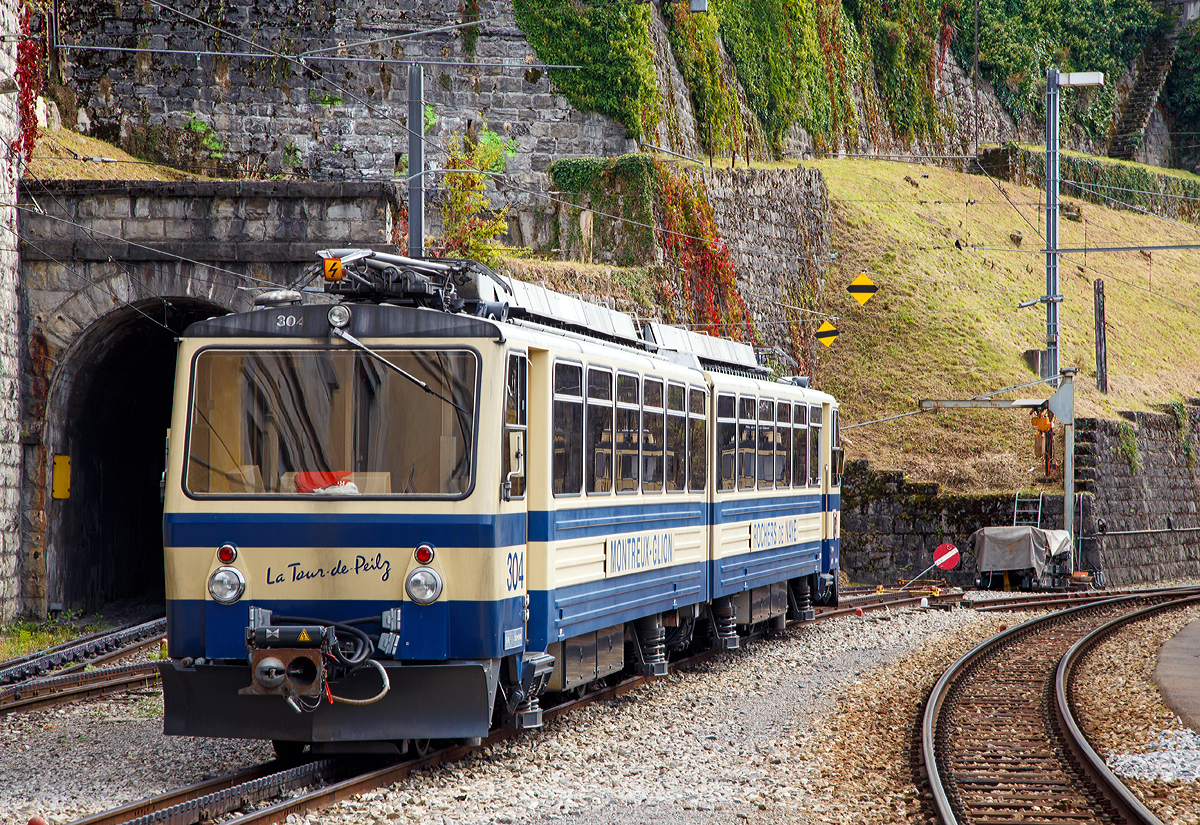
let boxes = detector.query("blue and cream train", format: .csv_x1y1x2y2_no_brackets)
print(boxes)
160,249,844,754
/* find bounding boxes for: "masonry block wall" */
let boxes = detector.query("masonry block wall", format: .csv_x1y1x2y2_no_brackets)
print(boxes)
706,166,830,373
15,180,401,617
840,460,1017,588
0,0,21,622
1075,406,1200,586
55,0,645,202
841,407,1200,588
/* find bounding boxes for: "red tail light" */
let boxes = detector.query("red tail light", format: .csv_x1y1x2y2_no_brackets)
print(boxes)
217,543,238,564
415,544,435,564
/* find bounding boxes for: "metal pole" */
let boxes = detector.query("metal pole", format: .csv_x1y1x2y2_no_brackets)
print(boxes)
1045,69,1060,385
1061,369,1075,565
407,63,425,259
1094,279,1107,393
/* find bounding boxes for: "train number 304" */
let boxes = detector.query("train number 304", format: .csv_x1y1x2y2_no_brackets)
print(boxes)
506,551,525,592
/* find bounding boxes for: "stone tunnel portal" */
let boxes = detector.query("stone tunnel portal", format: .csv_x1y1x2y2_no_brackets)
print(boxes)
47,298,229,613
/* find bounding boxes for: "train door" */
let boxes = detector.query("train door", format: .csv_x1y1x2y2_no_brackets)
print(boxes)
818,403,842,604
501,350,530,650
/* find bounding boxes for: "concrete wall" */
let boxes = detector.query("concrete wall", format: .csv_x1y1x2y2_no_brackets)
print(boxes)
0,0,21,622
1076,405,1200,586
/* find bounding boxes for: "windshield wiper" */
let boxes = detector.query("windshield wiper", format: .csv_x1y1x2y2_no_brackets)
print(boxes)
330,327,473,420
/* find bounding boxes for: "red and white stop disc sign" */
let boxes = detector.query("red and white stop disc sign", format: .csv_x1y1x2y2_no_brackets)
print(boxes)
934,543,960,571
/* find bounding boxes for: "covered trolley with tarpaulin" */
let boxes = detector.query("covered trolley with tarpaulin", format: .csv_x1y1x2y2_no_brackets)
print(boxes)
972,526,1073,590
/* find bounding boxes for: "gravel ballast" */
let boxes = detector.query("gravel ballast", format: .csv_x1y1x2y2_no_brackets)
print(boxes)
1074,604,1200,825
282,608,1011,825
1,607,1015,825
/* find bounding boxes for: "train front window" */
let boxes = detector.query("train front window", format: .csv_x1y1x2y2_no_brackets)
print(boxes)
186,347,478,497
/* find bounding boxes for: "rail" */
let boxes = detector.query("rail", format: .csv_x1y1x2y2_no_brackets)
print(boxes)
1053,597,1200,825
922,588,1200,825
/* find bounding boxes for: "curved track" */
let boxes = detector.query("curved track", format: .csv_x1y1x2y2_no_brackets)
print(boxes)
922,588,1200,825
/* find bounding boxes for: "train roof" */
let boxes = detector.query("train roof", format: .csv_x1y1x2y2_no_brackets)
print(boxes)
187,248,817,388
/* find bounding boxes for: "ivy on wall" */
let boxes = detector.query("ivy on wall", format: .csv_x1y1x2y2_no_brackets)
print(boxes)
511,0,659,137
550,154,753,340
950,0,1164,130
654,163,753,340
1164,28,1200,166
995,143,1200,224
518,0,1163,149
661,3,745,157
11,3,43,161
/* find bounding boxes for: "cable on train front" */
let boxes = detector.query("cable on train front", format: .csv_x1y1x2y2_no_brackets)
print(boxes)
159,250,552,755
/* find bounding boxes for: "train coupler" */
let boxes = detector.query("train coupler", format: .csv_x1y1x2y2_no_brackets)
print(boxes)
239,617,331,707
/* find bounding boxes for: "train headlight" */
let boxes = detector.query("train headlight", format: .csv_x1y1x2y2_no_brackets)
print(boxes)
405,568,443,605
327,304,352,329
208,566,246,604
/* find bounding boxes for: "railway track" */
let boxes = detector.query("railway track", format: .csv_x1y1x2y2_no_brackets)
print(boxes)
922,587,1200,825
65,588,959,825
0,617,166,685
0,617,167,717
0,661,161,715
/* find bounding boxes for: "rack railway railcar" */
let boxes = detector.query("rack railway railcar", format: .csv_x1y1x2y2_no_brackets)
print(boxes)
159,249,843,754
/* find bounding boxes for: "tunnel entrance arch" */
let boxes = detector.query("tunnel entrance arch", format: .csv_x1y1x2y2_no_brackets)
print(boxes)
43,298,230,612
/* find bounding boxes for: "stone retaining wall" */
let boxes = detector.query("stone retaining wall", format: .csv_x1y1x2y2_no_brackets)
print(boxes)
15,180,400,617
841,460,1013,588
0,0,21,622
705,166,830,373
842,404,1200,588
1075,405,1200,586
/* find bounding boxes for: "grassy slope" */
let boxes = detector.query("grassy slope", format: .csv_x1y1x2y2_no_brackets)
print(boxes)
24,128,200,182
807,157,1200,494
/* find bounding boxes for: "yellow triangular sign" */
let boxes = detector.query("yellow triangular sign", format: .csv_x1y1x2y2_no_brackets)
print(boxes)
847,272,877,306
297,628,312,643
816,321,838,347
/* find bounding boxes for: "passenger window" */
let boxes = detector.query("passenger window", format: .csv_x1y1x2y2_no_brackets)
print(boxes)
586,368,614,495
616,374,640,493
642,378,665,493
666,383,687,493
501,353,527,499
793,403,807,488
738,397,756,490
809,404,823,487
689,388,708,492
552,363,583,496
776,403,791,487
757,400,775,490
717,393,736,492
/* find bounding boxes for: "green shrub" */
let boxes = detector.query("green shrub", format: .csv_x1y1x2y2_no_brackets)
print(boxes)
951,0,1165,129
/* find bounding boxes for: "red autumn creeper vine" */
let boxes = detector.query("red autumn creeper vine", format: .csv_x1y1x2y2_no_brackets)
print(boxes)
654,162,753,343
11,2,44,161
